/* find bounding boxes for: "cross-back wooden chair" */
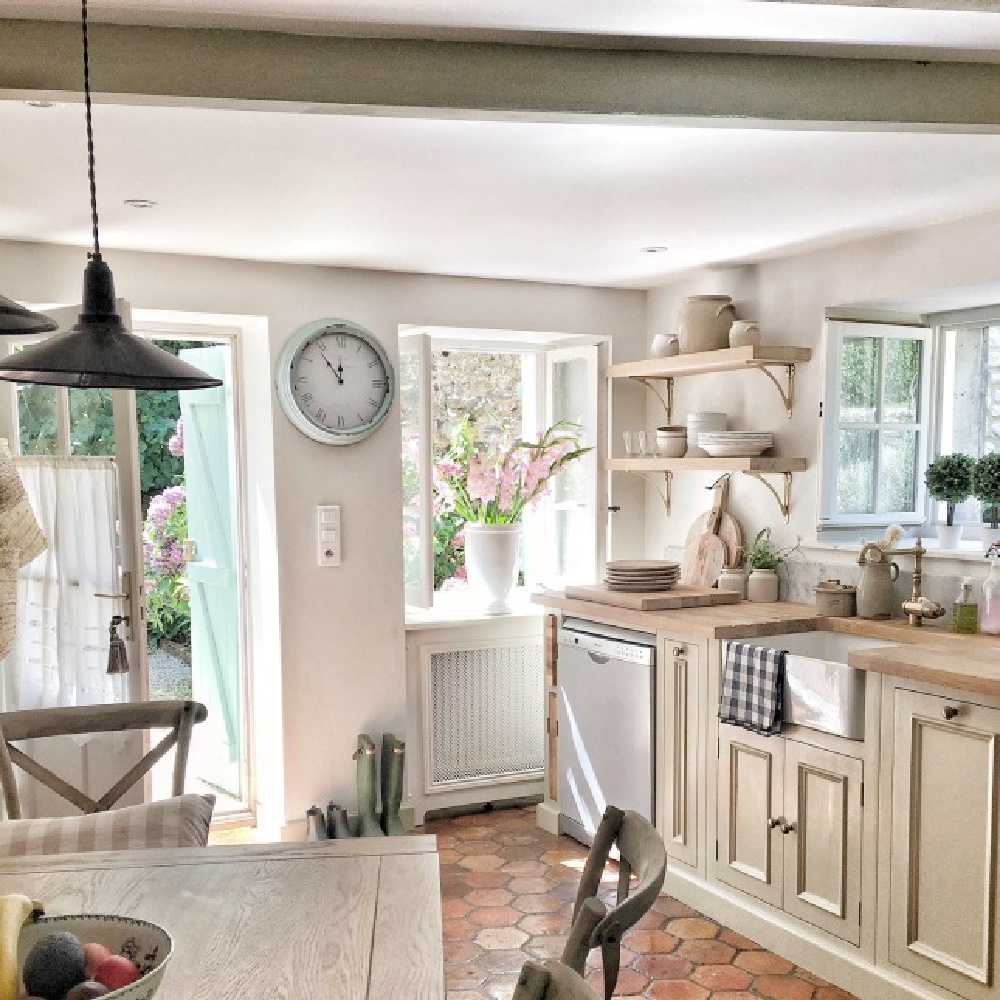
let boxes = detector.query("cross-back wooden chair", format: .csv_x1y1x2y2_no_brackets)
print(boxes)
513,960,601,1000
0,700,207,819
561,805,667,1000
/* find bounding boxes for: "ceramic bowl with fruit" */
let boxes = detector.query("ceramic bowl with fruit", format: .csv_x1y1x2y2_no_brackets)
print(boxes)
17,915,172,1000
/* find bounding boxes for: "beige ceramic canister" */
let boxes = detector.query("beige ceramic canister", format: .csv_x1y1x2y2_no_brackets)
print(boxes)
814,579,857,617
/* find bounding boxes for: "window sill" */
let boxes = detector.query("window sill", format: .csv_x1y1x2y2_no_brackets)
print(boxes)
803,539,994,564
405,587,544,631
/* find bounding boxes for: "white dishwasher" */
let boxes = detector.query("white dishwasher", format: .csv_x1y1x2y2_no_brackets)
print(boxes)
557,617,656,846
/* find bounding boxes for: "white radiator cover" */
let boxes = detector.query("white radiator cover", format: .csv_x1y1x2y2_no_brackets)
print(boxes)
423,638,544,792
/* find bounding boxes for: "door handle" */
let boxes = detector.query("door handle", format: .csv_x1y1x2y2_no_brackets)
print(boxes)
768,817,783,829
780,821,797,835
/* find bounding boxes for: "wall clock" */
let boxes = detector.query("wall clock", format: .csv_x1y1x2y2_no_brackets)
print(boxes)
277,318,396,445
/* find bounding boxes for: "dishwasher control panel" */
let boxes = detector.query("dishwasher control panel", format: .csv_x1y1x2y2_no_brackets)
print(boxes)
557,622,655,666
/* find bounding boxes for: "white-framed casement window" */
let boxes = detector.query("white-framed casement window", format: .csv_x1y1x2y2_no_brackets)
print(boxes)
400,329,604,611
819,321,931,528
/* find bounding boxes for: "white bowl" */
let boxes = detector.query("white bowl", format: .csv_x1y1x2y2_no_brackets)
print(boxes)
656,433,687,457
19,914,173,1000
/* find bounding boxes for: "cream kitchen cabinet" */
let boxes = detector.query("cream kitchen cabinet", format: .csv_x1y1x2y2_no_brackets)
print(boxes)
888,689,1000,1000
659,637,701,870
717,723,864,946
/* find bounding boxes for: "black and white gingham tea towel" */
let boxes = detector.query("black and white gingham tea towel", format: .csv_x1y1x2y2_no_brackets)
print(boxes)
719,641,786,736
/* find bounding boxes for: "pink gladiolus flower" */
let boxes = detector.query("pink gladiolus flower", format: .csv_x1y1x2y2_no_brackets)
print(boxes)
467,454,498,504
498,456,519,513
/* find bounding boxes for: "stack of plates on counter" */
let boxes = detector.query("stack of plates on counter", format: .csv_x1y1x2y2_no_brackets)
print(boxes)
698,431,773,458
604,559,681,592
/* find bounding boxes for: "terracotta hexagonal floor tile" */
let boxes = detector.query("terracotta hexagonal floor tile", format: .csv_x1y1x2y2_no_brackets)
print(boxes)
734,951,796,975
502,860,549,877
445,965,488,991
469,905,524,928
444,939,482,965
481,973,522,1000
475,926,529,950
442,917,478,941
460,871,511,889
495,832,540,846
652,896,702,919
523,935,568,960
464,888,514,907
511,893,563,914
455,838,502,856
646,981,710,1000
586,945,637,971
690,963,753,991
479,948,530,974
632,909,668,931
438,848,463,865
708,992,758,1000
584,967,649,996
623,928,679,954
666,917,721,940
459,853,507,872
517,911,571,936
506,876,553,894
442,898,474,920
633,953,694,979
676,937,737,964
720,928,763,950
754,974,817,1000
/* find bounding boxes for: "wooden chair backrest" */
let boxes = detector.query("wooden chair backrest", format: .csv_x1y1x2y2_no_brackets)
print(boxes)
560,805,667,1000
0,700,208,819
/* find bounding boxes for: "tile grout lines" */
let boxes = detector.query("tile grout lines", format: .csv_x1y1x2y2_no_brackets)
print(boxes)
420,804,860,1000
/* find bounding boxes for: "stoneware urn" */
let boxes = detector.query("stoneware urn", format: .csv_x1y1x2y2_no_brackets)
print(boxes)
677,295,737,354
464,523,521,615
746,568,779,603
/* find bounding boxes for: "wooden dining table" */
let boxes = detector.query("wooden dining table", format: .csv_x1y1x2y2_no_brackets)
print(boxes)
0,835,444,1000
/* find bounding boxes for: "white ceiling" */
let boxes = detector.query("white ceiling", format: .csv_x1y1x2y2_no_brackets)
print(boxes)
3,1,1000,291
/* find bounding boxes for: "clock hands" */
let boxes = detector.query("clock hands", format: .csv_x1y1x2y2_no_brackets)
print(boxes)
317,343,345,385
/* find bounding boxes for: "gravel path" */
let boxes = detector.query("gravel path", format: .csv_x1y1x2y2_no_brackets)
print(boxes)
148,645,192,700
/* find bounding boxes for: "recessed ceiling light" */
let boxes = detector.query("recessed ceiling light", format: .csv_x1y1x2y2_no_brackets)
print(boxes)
124,199,157,209
641,246,669,253
25,100,57,109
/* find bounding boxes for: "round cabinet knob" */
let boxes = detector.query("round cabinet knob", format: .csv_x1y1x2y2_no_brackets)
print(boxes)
780,821,797,835
767,817,782,829
673,646,686,657
943,705,960,720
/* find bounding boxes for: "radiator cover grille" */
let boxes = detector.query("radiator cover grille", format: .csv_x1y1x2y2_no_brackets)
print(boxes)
427,642,544,788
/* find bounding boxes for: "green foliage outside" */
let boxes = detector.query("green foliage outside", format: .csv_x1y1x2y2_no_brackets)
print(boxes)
924,453,975,526
974,453,1000,528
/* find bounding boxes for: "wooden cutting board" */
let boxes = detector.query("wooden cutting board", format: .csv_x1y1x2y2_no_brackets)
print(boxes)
563,583,740,611
683,475,743,571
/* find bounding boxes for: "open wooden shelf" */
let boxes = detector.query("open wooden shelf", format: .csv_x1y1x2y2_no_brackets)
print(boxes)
605,345,811,380
606,456,807,473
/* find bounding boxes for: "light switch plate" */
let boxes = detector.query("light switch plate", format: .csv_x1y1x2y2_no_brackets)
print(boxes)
318,505,341,566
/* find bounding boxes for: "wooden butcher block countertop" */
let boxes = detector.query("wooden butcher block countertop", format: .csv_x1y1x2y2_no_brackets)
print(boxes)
531,590,1000,697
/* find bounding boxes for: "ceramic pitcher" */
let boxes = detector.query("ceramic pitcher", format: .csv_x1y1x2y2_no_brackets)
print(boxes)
677,295,737,354
856,546,899,619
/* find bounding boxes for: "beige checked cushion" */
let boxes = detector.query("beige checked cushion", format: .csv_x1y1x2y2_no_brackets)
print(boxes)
0,794,216,856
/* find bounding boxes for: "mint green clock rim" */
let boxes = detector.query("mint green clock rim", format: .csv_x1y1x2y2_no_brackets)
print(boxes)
276,317,396,446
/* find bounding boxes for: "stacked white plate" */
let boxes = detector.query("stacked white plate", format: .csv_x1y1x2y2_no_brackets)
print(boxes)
605,559,681,592
698,431,773,457
686,412,727,457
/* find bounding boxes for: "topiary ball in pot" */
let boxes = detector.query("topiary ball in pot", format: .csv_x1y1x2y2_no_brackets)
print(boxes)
973,453,1000,537
924,453,975,528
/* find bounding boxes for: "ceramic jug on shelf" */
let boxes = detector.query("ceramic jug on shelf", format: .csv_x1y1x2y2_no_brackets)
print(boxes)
856,544,899,620
677,295,737,354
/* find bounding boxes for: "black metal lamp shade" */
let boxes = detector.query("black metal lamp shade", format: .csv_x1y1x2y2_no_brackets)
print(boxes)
0,255,222,390
0,295,58,336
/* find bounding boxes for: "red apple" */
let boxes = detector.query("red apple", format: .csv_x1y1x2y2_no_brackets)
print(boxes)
93,956,141,992
82,943,112,980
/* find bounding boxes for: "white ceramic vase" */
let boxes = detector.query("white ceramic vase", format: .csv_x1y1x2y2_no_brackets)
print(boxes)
464,523,521,615
746,568,779,603
936,524,963,550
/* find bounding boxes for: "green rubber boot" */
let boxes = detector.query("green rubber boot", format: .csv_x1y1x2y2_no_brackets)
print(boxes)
380,733,406,836
354,734,385,837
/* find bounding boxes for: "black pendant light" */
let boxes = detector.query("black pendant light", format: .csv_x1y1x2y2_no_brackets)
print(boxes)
0,296,58,336
0,0,221,391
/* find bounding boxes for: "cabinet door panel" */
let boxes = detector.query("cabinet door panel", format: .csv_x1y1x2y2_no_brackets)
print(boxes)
890,690,1000,1000
783,742,862,946
663,644,699,868
717,726,783,907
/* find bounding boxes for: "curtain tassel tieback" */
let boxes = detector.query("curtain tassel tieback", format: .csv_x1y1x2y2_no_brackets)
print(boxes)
106,615,130,674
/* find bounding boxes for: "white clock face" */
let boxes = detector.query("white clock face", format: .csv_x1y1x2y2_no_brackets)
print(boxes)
277,320,395,445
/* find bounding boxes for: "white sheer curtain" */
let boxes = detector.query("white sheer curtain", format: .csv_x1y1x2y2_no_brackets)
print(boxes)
0,456,125,711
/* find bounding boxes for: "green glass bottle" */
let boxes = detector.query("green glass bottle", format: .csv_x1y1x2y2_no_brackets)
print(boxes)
954,577,979,635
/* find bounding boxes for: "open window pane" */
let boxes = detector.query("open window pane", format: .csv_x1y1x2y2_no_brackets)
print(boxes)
69,388,116,456
837,429,876,515
17,384,59,455
883,339,921,424
400,334,433,608
840,338,879,423
879,430,917,513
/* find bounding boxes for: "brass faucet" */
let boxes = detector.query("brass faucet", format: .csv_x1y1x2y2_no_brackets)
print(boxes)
893,539,946,627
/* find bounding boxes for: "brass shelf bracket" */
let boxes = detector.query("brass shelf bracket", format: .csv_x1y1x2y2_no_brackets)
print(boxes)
635,376,674,424
742,471,793,522
746,363,795,418
623,468,673,515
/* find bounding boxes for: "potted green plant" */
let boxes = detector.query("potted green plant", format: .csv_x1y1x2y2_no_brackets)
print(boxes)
924,453,975,549
973,452,1000,551
740,528,800,603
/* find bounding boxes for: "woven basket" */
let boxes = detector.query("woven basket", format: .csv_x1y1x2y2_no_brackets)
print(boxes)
0,548,18,660
0,439,46,567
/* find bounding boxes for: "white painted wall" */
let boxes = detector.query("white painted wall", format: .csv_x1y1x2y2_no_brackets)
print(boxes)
645,209,1000,561
0,240,646,828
